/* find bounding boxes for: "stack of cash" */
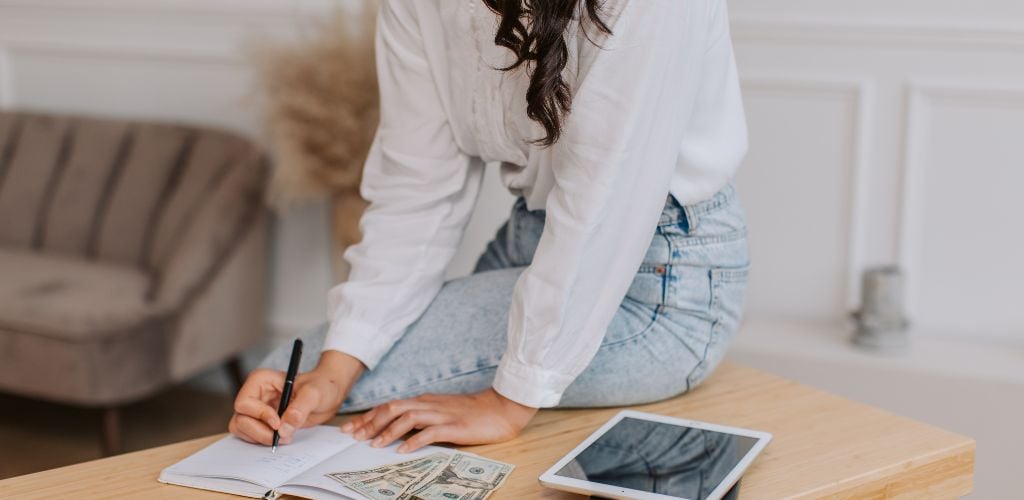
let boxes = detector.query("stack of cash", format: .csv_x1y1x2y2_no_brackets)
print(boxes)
326,452,514,500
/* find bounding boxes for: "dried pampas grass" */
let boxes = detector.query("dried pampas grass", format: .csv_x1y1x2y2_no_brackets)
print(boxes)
252,4,379,208
250,4,379,274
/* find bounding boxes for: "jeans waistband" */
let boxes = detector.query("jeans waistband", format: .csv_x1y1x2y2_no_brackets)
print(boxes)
659,183,736,230
512,183,737,231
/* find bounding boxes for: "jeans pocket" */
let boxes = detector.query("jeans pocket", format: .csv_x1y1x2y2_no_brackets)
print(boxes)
602,297,661,348
686,265,750,388
663,265,715,317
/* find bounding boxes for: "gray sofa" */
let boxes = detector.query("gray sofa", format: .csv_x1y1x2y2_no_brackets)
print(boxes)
0,110,268,454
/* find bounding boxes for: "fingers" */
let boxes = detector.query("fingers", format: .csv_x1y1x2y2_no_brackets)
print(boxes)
340,419,356,434
398,425,459,453
279,384,323,440
371,410,446,449
351,399,428,441
244,368,286,394
340,407,374,434
346,407,379,440
233,369,285,429
234,396,281,429
229,414,284,446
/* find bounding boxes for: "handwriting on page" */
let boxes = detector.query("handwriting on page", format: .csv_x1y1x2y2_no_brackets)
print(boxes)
254,451,322,475
164,426,357,489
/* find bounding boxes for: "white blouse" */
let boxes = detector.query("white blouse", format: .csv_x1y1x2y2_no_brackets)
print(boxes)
324,0,748,408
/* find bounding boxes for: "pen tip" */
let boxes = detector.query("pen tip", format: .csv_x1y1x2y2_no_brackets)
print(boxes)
272,446,277,454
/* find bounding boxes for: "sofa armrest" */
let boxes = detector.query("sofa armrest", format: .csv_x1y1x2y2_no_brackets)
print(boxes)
151,150,269,310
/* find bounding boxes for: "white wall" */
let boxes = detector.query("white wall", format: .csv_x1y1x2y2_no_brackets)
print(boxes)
722,4,1024,497
728,1,1024,341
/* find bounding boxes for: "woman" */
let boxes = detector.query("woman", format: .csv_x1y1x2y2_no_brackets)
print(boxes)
230,0,749,454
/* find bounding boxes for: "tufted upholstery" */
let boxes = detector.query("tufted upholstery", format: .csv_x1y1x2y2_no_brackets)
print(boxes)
0,110,268,406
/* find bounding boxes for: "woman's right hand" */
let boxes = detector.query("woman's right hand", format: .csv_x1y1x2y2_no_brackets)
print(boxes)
228,350,365,446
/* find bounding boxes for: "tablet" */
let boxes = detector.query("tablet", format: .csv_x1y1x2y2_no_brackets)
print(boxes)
539,410,772,500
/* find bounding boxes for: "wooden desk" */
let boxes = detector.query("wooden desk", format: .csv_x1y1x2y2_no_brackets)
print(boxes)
0,363,974,499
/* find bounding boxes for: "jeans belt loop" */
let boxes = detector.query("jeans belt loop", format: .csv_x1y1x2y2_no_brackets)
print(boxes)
683,204,699,233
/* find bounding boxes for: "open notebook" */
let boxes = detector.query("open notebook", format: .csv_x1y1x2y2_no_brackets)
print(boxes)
159,426,485,499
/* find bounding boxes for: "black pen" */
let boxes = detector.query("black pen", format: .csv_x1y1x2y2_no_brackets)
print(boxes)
272,338,303,453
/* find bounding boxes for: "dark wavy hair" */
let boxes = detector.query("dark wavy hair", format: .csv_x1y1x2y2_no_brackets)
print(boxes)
483,0,611,147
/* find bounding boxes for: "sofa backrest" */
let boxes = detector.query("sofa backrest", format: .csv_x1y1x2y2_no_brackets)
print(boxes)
0,111,262,271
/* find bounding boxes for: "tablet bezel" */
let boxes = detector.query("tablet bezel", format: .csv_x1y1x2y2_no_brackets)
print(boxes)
538,410,773,500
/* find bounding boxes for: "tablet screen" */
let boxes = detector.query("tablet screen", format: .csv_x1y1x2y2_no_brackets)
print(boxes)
554,417,759,499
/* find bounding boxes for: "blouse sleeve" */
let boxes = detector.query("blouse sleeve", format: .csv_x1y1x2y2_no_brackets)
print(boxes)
493,0,731,407
323,0,484,368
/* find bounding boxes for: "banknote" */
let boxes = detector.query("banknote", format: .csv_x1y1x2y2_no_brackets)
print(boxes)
327,453,446,485
329,452,452,500
397,452,514,500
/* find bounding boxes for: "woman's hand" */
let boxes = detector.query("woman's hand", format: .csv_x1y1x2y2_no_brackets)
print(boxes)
341,389,538,453
229,350,364,445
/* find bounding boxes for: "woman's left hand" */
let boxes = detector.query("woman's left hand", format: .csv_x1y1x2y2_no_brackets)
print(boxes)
340,389,538,453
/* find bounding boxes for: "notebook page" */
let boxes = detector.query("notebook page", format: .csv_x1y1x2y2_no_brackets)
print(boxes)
281,440,451,495
163,426,356,489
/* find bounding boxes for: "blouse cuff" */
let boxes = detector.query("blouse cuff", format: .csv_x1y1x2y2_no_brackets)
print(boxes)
322,318,389,370
492,356,576,408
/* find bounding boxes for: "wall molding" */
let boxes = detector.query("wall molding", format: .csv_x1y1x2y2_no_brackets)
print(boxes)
732,18,1024,49
741,74,873,312
898,81,1024,320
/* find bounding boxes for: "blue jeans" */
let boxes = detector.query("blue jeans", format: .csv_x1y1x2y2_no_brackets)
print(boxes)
261,185,749,412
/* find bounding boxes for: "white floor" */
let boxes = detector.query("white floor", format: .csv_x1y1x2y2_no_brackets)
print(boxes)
728,317,1024,499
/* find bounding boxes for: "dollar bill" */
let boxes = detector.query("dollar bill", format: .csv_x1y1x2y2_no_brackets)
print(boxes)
327,453,445,484
397,452,513,500
329,452,452,500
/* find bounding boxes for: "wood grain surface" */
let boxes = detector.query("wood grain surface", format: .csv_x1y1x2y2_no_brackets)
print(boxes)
0,362,974,499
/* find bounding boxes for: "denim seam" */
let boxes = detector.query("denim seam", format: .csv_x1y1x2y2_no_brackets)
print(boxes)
685,275,724,391
689,194,728,215
656,226,671,305
691,186,736,215
662,187,734,226
713,266,751,283
657,220,689,230
658,314,707,367
601,303,663,350
684,328,715,392
683,204,700,232
672,229,747,247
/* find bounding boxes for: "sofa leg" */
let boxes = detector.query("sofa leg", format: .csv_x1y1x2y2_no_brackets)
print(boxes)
225,356,246,392
100,407,122,456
